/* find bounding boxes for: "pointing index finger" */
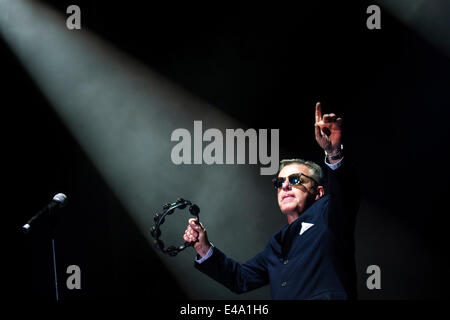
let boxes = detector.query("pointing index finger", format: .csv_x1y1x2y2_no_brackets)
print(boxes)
315,102,322,124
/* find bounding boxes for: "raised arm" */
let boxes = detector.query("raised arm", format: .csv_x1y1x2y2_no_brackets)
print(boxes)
314,102,360,243
314,102,343,164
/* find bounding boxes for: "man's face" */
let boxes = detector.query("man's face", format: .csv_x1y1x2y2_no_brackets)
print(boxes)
277,164,319,216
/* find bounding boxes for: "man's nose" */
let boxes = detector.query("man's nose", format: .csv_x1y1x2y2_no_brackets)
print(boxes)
282,179,290,190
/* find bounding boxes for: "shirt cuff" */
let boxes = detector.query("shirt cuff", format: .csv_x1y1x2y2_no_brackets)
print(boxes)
324,155,343,170
195,243,214,264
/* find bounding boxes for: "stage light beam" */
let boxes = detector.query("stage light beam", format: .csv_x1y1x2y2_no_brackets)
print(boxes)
0,0,282,299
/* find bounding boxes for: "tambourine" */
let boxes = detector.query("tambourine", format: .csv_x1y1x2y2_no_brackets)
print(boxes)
150,198,200,257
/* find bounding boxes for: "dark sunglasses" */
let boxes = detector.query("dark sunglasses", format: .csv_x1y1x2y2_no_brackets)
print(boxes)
272,173,318,189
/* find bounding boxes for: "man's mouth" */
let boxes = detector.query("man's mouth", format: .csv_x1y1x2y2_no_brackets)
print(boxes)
281,194,295,201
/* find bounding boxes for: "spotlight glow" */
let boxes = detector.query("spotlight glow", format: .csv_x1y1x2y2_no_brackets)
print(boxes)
0,0,283,299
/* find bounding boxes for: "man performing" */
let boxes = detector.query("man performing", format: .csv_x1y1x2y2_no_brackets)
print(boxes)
183,102,360,299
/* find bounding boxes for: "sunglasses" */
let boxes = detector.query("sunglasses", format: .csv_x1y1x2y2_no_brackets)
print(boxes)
272,173,318,189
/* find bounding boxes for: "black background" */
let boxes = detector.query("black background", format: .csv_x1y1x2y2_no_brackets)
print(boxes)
3,0,450,302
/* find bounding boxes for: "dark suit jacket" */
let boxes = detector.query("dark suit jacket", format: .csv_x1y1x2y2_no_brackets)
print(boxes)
194,159,360,299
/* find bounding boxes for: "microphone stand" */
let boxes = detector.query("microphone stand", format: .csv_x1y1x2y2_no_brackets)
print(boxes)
49,207,59,301
21,194,66,300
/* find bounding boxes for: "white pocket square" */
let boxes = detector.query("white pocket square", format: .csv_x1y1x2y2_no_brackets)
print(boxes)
299,222,314,235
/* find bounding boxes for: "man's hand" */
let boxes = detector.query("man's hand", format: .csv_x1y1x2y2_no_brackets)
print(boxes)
314,102,343,156
183,218,211,258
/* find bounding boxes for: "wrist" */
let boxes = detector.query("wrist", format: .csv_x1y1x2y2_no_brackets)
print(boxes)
325,144,343,160
197,243,211,258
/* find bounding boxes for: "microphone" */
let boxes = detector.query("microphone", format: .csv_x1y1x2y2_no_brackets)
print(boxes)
22,193,68,233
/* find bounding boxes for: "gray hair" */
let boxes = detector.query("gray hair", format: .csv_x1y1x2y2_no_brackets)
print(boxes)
278,158,324,186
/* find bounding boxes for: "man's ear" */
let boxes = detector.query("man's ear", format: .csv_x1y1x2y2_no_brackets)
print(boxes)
315,186,325,200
